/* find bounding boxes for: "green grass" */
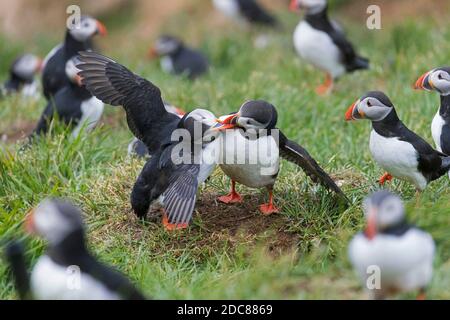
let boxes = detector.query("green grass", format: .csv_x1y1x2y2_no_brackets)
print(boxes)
1,7,450,299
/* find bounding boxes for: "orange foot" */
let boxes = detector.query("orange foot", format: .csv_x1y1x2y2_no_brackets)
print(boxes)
379,173,393,185
218,192,243,204
162,214,188,231
315,73,333,95
259,203,279,215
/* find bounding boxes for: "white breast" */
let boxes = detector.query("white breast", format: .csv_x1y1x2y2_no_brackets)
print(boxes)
213,0,241,20
431,111,445,152
160,56,174,74
293,21,345,78
369,130,427,190
31,255,121,300
72,97,104,138
348,229,435,295
218,130,279,188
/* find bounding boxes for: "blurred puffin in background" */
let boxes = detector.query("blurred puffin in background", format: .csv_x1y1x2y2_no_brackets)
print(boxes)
349,190,435,300
148,35,209,80
42,15,107,100
30,57,104,139
290,0,369,95
1,54,42,98
5,198,145,299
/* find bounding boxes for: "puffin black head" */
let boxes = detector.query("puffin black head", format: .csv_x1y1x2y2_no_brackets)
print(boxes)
362,190,405,240
25,198,85,247
10,54,42,82
289,0,327,14
148,35,183,58
345,91,395,122
216,100,278,132
66,56,83,86
68,15,107,42
414,67,450,96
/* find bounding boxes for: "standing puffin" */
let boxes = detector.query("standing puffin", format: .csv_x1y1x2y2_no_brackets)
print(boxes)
42,15,106,99
1,54,42,98
290,0,369,94
349,191,435,300
212,0,279,28
215,100,348,214
11,198,146,300
31,57,104,138
345,91,450,191
148,35,209,80
414,67,450,163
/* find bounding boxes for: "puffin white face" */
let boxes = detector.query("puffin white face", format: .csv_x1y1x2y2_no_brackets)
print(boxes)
290,0,327,14
151,36,181,57
415,68,450,96
12,54,42,80
346,93,394,122
362,191,405,239
187,109,217,127
69,16,107,42
65,57,82,85
25,199,84,246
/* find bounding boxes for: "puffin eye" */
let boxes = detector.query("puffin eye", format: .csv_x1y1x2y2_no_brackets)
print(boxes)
367,100,372,107
438,73,443,80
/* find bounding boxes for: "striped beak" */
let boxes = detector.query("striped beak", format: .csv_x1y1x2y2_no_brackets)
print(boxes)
215,113,239,131
96,20,107,36
24,209,36,234
345,100,363,121
414,71,434,91
148,47,158,59
365,208,377,240
289,0,299,12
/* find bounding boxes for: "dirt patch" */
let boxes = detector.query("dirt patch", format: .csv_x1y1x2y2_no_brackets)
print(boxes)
0,120,35,143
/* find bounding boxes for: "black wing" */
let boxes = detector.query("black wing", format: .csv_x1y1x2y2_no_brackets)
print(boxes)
5,241,31,300
279,131,348,201
237,0,279,27
77,51,180,154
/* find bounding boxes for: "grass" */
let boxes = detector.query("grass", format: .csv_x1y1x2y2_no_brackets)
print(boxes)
1,5,450,299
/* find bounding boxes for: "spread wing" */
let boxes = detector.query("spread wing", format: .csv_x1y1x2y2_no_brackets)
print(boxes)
279,131,348,202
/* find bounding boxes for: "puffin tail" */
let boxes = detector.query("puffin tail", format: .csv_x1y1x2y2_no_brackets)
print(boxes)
347,56,370,72
5,241,31,300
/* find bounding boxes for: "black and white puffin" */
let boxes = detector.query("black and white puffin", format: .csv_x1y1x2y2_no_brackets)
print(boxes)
348,190,435,300
13,198,145,299
77,52,219,230
414,67,450,164
42,15,107,99
1,54,42,98
345,91,450,191
212,0,279,28
31,57,104,138
290,0,369,94
215,100,348,214
128,102,186,158
148,35,209,80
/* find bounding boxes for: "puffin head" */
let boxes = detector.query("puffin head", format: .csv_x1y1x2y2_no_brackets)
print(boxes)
25,198,85,247
362,190,405,240
289,0,327,14
414,67,450,96
180,109,217,142
68,15,107,42
345,91,395,122
148,35,183,58
11,54,42,81
65,56,83,86
215,100,278,132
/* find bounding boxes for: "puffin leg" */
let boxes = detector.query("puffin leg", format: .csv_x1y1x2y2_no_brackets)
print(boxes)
415,189,422,207
162,212,188,231
315,73,333,95
378,172,393,185
259,187,279,215
416,288,426,300
218,180,243,204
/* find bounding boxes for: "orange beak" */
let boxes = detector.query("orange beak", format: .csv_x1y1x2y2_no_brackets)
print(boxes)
24,209,36,234
289,0,299,12
174,107,186,116
215,113,239,131
148,47,158,59
36,58,44,73
414,71,432,90
74,74,83,87
365,208,377,240
345,101,357,121
96,21,107,36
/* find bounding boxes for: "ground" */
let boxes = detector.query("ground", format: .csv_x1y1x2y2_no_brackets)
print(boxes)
1,0,450,299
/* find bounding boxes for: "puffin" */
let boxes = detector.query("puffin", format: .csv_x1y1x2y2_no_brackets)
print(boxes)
42,15,106,99
1,54,42,98
345,91,450,191
31,57,104,138
212,0,279,28
414,67,450,164
215,100,348,214
77,52,218,230
290,0,369,95
148,35,209,80
348,190,435,300
10,198,145,300
128,102,186,158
